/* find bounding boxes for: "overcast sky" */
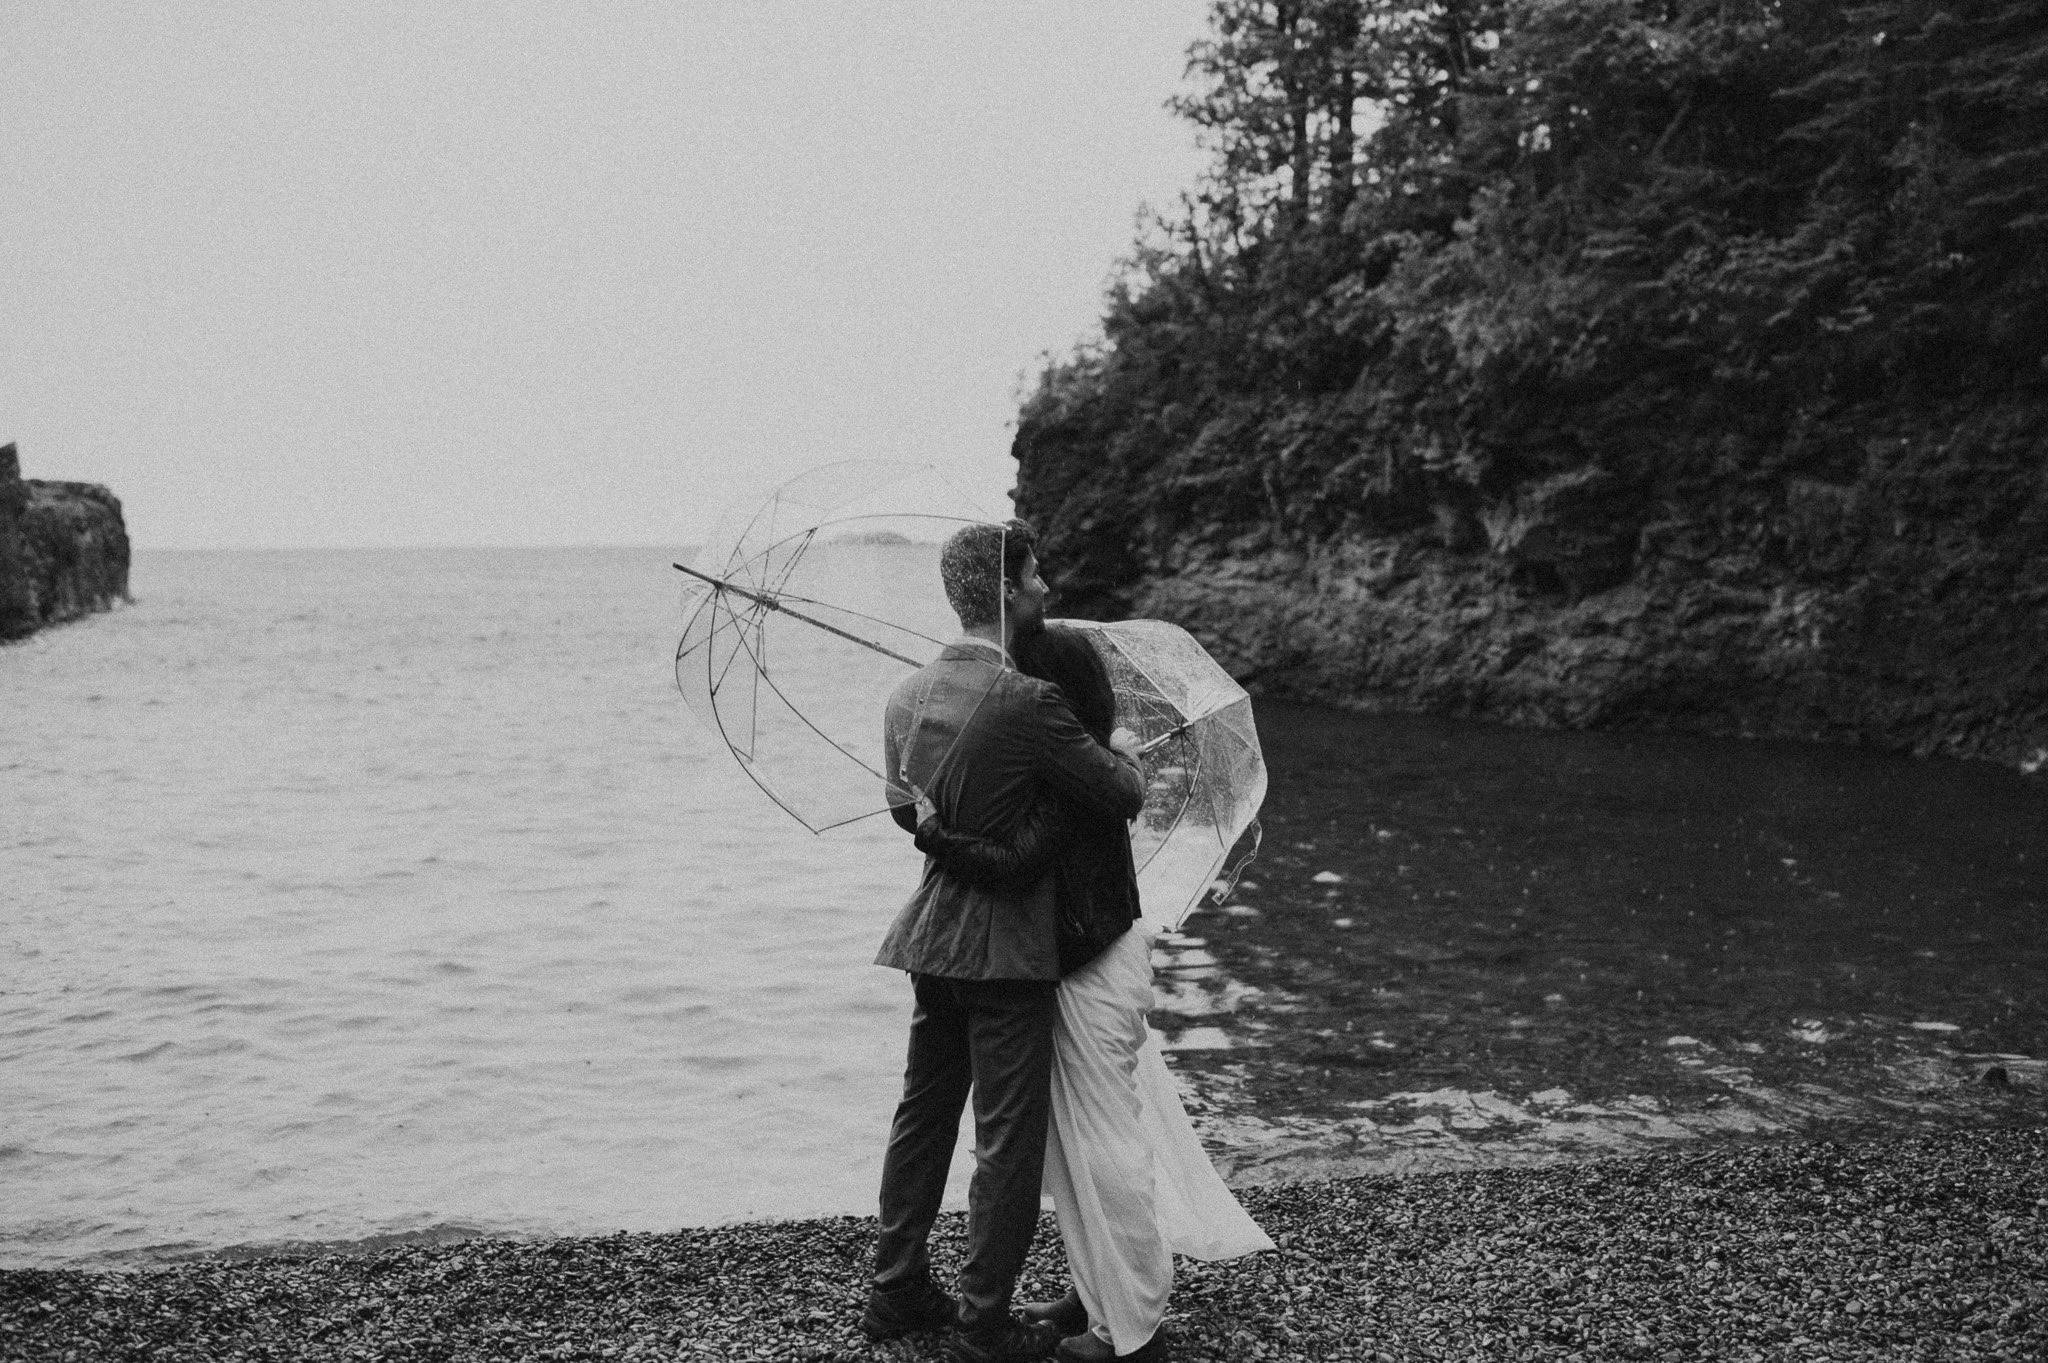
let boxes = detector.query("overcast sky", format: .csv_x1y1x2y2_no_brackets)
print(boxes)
4,2,1210,550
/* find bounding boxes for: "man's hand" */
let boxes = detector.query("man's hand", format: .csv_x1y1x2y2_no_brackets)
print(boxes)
1109,727,1141,761
914,791,938,827
1034,689,1146,822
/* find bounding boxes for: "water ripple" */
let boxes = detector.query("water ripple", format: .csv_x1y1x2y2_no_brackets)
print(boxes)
1,548,961,1268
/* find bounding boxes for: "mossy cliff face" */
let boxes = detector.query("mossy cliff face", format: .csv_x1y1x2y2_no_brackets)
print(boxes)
0,443,130,641
1012,398,2048,772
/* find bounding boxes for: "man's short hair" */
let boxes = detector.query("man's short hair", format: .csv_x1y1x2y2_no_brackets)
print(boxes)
940,519,1037,629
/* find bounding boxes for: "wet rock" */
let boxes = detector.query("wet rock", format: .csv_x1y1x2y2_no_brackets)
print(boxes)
0,443,129,641
1016,400,2048,773
1478,466,1642,600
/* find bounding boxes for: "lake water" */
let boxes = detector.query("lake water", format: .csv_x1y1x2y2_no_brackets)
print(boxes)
4,547,982,1269
7,547,2044,1271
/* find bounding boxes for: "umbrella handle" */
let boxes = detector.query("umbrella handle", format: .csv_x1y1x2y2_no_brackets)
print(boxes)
1136,722,1192,756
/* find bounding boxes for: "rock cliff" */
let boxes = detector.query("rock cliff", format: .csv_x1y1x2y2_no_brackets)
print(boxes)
1013,397,2048,773
0,443,130,641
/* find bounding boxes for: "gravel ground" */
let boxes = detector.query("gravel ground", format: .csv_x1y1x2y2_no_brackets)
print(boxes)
4,1129,2042,1362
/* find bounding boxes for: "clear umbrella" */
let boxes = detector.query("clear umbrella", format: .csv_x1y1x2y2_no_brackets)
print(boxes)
1058,619,1266,930
672,460,1003,832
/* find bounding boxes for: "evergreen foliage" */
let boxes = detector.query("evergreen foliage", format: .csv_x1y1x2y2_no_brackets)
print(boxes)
1015,0,2048,618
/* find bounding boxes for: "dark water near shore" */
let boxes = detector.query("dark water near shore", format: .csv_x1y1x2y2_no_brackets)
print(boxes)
1153,702,2048,1181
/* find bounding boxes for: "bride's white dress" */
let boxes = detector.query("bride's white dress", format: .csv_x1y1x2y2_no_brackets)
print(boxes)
1041,921,1273,1353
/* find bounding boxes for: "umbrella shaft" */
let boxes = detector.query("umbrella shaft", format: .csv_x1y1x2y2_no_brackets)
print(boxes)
673,562,922,668
1138,723,1192,755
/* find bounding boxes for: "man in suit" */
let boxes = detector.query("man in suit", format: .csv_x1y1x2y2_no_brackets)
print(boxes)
863,519,1145,1363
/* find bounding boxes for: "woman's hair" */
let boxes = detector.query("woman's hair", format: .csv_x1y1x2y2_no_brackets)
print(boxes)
1018,624,1116,744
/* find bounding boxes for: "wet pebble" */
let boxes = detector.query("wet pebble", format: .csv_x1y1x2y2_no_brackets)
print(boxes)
3,1130,2043,1361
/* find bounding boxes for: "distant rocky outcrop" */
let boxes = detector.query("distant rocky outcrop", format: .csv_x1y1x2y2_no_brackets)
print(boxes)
0,443,130,641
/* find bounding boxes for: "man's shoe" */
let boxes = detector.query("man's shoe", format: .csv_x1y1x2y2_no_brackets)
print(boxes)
1053,1333,1111,1363
859,1280,958,1341
1055,1328,1169,1363
1020,1288,1087,1337
946,1319,1061,1363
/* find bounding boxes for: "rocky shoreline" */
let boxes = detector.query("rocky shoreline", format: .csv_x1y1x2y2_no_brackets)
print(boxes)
4,1130,2041,1361
0,442,129,642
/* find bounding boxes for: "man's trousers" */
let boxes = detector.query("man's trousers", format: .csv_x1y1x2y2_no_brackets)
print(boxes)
872,972,1059,1330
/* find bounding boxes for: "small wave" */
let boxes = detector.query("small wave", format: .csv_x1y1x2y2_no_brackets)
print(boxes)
194,1000,280,1016
674,1054,760,1073
115,1041,176,1062
184,1222,522,1264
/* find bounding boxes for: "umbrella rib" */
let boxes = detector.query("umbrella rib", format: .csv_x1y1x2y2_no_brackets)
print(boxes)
711,598,769,760
737,512,972,569
1084,621,1241,724
1085,623,1183,708
1132,732,1203,879
763,527,817,599
745,586,953,652
718,518,965,653
698,618,825,834
811,804,900,832
717,536,953,652
729,611,891,784
679,533,950,830
675,585,718,661
705,595,760,697
674,564,923,668
717,523,812,607
750,601,765,760
677,596,760,763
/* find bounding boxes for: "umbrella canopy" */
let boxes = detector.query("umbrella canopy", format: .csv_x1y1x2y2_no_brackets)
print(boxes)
1060,619,1266,930
672,460,1002,832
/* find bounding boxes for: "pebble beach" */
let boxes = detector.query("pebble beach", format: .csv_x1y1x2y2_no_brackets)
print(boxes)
6,1128,2042,1362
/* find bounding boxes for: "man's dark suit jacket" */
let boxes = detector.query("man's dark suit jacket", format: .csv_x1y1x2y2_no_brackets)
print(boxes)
875,639,1144,981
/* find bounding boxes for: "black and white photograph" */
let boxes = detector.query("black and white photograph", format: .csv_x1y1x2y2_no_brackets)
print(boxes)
4,3,2045,1360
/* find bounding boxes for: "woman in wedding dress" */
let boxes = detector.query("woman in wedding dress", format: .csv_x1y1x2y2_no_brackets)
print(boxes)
911,625,1272,1363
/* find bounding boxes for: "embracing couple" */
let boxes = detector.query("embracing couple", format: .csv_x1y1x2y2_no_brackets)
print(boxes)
862,520,1271,1363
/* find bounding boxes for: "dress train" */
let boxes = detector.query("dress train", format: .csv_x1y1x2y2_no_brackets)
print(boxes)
1042,923,1273,1353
